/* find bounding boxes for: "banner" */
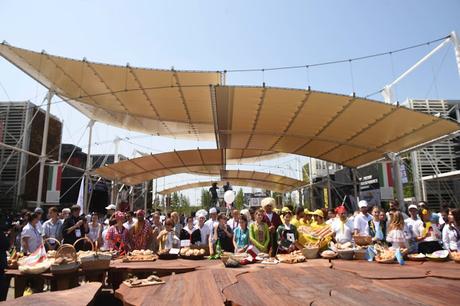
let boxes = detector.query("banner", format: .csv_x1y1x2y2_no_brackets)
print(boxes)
77,176,85,213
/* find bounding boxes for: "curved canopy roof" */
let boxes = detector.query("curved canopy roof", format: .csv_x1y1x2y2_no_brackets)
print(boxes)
2,43,459,168
158,170,304,194
0,43,221,141
94,148,281,186
214,86,460,167
94,148,223,186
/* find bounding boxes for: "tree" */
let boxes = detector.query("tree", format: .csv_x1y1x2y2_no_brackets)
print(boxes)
235,188,244,210
200,188,211,210
302,163,310,183
170,192,180,211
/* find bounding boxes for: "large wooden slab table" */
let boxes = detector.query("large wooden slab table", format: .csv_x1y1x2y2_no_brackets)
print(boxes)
108,258,221,289
1,282,102,306
115,269,242,306
223,265,460,306
115,259,460,306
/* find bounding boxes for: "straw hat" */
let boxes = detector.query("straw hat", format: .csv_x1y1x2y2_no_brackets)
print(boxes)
312,209,324,218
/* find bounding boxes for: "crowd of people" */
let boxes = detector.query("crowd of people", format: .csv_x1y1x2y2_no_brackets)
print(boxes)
2,198,460,259
1,197,460,300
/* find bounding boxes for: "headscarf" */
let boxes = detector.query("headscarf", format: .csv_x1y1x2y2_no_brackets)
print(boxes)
114,211,125,221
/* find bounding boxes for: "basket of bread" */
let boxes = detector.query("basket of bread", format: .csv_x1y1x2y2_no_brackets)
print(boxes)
407,253,427,262
450,251,460,263
276,250,306,264
122,249,157,262
353,235,372,246
50,244,80,274
180,247,206,260
158,248,179,260
7,248,23,269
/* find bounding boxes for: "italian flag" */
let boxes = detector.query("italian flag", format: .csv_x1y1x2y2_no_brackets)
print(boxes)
378,162,393,187
47,163,62,191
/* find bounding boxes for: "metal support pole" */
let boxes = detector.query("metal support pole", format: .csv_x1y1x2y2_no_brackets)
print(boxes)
326,162,332,208
451,31,460,76
83,120,95,214
411,151,422,201
391,154,405,206
144,181,148,212
36,90,54,207
382,36,452,103
111,137,121,204
308,157,314,210
352,168,359,202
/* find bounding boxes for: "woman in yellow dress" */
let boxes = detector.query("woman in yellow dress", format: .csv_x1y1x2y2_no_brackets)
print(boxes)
298,209,332,249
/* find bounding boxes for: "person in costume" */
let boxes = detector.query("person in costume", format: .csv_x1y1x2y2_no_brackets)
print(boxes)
249,209,270,253
276,210,299,253
106,211,130,254
129,210,152,250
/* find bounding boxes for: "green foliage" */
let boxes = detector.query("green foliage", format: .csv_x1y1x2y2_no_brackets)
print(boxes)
169,192,192,215
200,188,212,210
302,163,310,183
235,188,244,210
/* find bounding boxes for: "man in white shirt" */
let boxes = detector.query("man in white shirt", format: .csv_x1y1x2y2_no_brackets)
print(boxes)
42,207,63,247
227,209,240,231
332,206,354,244
405,204,423,253
123,211,137,230
353,200,372,236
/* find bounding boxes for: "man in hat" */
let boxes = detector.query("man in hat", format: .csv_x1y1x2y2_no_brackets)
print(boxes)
353,200,372,236
331,206,354,244
62,205,89,246
261,197,282,257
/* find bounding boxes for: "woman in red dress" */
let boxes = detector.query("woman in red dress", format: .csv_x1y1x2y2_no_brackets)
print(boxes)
106,211,129,255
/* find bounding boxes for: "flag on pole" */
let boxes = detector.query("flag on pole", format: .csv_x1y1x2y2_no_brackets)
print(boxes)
378,162,394,187
47,163,62,192
46,163,62,203
77,176,85,213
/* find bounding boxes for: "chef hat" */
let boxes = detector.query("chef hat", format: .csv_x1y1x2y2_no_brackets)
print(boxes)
209,207,217,214
196,209,208,218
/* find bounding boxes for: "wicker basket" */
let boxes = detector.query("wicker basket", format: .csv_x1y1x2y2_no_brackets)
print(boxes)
51,244,80,275
337,249,354,260
73,237,95,251
301,246,319,259
44,238,61,250
354,248,367,260
353,235,372,246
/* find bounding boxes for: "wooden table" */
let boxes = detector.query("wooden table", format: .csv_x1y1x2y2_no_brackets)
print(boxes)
108,258,221,289
1,282,102,306
115,269,242,306
5,268,107,298
114,259,460,306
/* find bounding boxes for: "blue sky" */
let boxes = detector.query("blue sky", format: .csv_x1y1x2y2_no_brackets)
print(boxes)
1,0,459,203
